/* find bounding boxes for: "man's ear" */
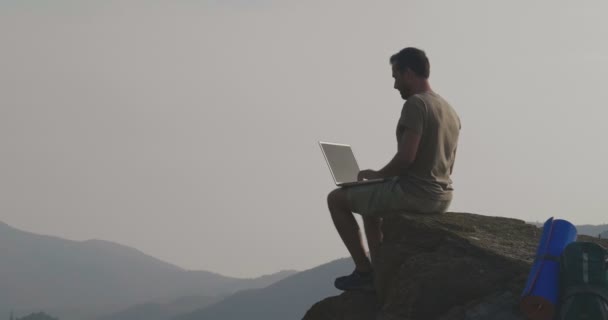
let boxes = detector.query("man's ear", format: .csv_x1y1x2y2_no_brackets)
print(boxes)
404,67,414,78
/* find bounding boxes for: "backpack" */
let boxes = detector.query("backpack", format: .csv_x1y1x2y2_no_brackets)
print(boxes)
558,241,608,320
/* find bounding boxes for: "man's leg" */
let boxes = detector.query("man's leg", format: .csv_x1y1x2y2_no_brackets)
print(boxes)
363,216,382,267
327,188,372,273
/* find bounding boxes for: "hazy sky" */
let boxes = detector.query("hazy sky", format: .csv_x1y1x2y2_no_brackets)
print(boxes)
2,1,608,277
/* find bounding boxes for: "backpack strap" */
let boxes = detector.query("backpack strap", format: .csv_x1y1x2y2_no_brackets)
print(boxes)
562,285,608,303
559,287,608,320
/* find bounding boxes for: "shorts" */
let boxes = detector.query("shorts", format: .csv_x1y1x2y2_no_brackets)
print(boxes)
345,177,451,217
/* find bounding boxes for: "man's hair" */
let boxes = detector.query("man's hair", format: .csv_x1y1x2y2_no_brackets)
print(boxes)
389,47,430,79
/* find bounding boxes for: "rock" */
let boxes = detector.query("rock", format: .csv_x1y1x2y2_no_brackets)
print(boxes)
438,291,524,320
302,212,608,320
302,291,377,320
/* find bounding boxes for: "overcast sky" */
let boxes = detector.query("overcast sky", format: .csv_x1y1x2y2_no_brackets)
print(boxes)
2,1,608,278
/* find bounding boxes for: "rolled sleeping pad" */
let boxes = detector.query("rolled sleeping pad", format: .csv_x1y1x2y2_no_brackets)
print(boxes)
520,217,577,320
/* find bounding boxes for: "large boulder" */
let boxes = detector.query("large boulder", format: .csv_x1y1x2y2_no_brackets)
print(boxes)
303,212,608,320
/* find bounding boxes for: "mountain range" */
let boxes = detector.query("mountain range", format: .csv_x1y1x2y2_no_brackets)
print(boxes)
173,258,348,320
576,224,608,237
0,221,296,320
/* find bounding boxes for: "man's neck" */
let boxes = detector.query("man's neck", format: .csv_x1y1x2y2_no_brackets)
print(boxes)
411,80,432,95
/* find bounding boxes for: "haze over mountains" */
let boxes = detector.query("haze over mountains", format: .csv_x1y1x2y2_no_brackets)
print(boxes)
173,258,349,320
99,258,349,320
0,221,295,320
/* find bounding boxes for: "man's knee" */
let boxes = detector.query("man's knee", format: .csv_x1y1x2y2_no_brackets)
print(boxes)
327,188,349,210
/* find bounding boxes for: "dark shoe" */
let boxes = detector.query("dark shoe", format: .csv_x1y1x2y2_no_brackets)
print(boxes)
334,270,374,291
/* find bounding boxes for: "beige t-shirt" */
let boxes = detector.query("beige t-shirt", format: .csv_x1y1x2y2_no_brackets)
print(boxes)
396,91,461,200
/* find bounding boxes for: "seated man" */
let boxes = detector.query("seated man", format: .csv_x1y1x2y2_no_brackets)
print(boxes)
327,47,461,291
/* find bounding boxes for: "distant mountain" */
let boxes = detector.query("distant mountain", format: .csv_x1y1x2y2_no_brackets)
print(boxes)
97,295,220,320
527,221,608,238
0,221,296,320
174,257,352,320
15,312,59,320
575,224,608,238
97,270,297,320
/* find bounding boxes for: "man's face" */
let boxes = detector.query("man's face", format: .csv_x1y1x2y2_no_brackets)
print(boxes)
392,64,411,100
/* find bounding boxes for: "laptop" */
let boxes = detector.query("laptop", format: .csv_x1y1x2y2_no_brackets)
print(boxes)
319,141,386,187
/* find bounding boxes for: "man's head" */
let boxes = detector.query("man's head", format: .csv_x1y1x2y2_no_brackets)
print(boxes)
390,47,430,100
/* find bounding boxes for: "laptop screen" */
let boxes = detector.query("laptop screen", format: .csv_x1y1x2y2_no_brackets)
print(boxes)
319,142,361,185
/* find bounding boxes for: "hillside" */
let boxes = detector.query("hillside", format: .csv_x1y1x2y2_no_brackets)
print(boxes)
0,221,295,320
174,258,350,320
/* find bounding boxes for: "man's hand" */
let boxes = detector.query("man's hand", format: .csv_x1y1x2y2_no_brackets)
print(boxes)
358,169,381,181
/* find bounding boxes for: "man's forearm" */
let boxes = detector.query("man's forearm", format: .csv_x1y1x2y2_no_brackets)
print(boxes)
377,152,411,178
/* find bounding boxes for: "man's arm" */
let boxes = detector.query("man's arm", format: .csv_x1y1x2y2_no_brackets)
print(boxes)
376,129,421,178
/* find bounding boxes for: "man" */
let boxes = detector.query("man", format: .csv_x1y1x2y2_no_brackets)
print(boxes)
326,47,461,291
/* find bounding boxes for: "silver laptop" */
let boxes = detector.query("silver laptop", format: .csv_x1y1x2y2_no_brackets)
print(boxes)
319,141,385,187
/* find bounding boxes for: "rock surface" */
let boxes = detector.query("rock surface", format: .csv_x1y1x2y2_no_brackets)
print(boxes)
302,212,608,320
